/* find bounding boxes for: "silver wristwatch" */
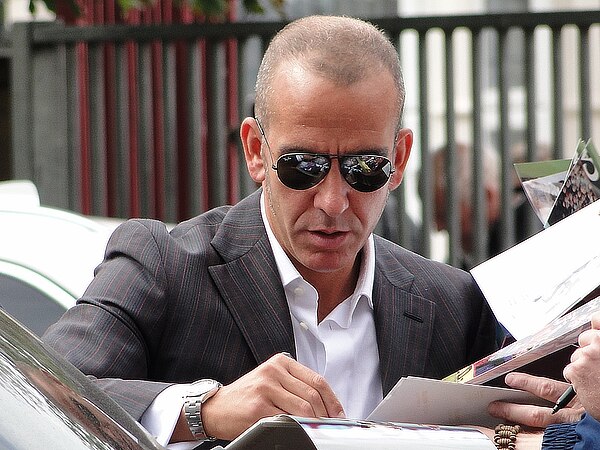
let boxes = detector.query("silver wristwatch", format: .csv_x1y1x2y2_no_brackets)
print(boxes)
183,379,222,441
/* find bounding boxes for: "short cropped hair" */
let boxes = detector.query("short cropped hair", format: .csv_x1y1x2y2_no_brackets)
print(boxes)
254,15,405,131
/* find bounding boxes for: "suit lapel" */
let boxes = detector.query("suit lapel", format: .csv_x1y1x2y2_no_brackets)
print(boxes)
373,242,436,396
209,191,296,365
208,193,436,391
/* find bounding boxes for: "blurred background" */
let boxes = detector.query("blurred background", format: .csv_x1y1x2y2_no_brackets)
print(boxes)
1,0,599,268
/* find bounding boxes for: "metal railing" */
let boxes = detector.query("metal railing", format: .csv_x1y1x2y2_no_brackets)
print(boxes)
9,10,600,266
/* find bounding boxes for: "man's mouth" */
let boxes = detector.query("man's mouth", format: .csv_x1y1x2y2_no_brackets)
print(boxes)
310,228,348,236
307,229,350,247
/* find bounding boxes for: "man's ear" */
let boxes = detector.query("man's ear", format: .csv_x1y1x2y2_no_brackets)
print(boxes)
388,128,413,191
240,117,266,183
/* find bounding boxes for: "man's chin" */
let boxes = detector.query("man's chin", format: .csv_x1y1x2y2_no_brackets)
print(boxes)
295,252,356,275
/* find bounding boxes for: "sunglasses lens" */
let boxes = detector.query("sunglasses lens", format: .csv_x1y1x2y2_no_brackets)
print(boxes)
341,155,393,192
276,154,330,190
275,153,392,192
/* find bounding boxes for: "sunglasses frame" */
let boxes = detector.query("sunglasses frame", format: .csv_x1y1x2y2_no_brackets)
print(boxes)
255,118,396,192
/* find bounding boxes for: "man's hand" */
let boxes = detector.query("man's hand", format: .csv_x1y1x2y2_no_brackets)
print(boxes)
488,372,584,428
199,353,345,441
563,312,600,421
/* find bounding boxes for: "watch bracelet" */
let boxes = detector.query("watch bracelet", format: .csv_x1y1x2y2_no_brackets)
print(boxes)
184,397,217,441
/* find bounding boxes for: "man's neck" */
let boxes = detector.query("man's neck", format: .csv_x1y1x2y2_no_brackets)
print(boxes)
259,193,369,321
297,256,362,322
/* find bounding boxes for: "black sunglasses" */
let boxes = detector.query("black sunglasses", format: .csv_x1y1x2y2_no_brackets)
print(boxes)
256,119,395,192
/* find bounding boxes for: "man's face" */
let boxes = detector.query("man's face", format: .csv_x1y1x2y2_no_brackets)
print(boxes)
243,62,411,281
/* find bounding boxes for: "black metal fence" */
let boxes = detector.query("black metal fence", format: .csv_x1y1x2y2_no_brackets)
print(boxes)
9,10,600,266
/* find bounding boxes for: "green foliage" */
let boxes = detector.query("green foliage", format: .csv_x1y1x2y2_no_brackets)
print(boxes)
29,0,281,19
188,0,229,16
242,0,263,14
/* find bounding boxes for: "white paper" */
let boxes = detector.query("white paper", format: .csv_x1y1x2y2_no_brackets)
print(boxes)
470,198,600,340
368,376,550,428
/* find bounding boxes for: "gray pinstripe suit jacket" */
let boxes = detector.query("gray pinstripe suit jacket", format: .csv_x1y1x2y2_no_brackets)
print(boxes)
43,189,497,421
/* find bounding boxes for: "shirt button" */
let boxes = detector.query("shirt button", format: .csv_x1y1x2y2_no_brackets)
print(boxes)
294,286,304,296
299,321,309,331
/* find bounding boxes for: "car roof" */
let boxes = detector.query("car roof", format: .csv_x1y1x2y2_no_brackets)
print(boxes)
0,307,165,450
0,181,117,299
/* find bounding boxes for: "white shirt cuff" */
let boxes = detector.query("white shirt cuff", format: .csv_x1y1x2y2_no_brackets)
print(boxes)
140,383,191,447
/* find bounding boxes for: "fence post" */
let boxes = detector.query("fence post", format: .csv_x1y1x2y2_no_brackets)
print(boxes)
10,22,34,181
11,21,71,208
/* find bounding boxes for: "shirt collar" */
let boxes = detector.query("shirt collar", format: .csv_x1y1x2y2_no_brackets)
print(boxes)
260,192,374,310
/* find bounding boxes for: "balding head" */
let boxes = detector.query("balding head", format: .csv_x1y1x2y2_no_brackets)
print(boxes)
254,15,405,131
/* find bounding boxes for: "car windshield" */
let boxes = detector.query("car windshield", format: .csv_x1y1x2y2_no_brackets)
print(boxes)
0,308,164,450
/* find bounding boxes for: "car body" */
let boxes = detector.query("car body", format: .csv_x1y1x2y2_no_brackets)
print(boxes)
0,180,117,335
0,304,165,450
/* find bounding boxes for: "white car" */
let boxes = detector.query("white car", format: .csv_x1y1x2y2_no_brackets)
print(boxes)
0,180,118,336
0,306,166,450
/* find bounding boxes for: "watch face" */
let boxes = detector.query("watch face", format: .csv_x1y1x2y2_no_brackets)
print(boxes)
188,379,221,399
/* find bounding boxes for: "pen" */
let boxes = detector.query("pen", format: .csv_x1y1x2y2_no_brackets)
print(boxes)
552,385,576,414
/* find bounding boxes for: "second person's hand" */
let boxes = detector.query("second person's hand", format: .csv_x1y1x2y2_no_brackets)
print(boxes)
488,372,584,428
563,312,600,421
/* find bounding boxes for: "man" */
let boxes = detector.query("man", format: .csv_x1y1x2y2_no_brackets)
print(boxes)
43,15,497,447
430,143,542,270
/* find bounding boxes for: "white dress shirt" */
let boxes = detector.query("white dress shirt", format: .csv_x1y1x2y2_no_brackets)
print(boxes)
140,193,383,445
261,193,383,419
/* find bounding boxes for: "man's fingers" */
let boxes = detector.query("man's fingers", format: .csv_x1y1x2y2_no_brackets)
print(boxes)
565,341,600,387
281,354,345,418
488,401,579,428
491,372,586,429
504,372,569,402
274,369,329,417
201,353,344,441
488,402,552,428
577,329,596,347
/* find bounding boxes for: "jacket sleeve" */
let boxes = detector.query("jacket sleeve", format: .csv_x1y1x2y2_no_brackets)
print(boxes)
574,413,600,450
42,219,172,419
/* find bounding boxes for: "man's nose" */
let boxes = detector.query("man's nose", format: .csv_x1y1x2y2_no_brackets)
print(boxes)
313,161,350,217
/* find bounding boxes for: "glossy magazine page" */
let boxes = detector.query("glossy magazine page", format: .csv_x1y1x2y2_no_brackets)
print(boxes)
514,139,600,228
443,295,600,386
514,158,571,225
297,417,495,450
226,415,495,450
547,139,600,226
